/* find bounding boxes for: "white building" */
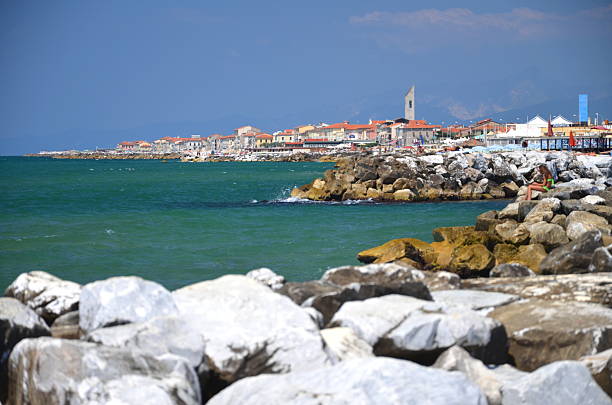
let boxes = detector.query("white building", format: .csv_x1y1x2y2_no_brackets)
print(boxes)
501,115,574,139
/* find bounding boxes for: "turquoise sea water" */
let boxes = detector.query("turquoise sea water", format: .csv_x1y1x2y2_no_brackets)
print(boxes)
0,157,508,290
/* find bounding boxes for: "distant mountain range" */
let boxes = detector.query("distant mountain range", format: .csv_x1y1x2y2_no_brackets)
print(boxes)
6,69,611,155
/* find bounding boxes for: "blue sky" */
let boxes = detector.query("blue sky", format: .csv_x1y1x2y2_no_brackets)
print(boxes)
1,0,611,154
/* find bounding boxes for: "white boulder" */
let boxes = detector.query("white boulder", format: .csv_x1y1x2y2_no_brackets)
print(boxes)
4,271,81,324
79,276,178,333
208,357,487,405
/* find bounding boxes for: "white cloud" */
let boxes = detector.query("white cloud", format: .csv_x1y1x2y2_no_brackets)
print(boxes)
350,6,611,44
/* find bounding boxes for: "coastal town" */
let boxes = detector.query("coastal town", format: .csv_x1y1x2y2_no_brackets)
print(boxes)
33,89,612,160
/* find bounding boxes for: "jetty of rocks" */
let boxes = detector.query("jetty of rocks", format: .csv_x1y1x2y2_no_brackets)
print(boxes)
291,150,611,202
26,152,182,160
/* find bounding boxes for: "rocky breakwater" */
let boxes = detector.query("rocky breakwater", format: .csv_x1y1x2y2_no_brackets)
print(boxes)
291,150,610,202
27,152,182,160
1,263,612,404
354,154,612,277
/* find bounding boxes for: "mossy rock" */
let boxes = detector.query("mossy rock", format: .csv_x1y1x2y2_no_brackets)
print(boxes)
432,226,498,249
357,238,437,266
493,243,547,273
449,243,495,276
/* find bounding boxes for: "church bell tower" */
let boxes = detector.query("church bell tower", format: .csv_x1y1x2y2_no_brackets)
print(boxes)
405,86,415,120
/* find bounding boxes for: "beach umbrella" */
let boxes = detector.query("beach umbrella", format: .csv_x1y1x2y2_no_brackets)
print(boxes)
569,130,577,147
547,119,553,137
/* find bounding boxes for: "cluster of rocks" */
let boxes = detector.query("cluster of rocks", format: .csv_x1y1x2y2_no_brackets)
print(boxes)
1,264,611,404
291,151,611,202
355,183,612,277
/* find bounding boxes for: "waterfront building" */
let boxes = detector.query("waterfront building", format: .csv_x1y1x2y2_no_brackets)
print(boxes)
255,133,274,148
303,139,343,150
304,122,376,142
274,129,296,144
469,119,505,136
438,125,471,138
552,116,573,126
539,124,609,138
295,125,315,135
117,140,156,153
390,120,440,146
117,141,139,152
234,125,262,137
218,135,237,152
496,116,575,141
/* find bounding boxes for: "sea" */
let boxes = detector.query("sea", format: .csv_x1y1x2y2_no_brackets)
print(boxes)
0,157,509,291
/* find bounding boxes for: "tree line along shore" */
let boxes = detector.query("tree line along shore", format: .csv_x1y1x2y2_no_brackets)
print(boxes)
2,149,612,404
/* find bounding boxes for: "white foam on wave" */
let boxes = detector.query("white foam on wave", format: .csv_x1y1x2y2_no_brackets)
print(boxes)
276,197,312,203
10,234,58,242
273,197,376,205
342,198,374,205
105,229,115,235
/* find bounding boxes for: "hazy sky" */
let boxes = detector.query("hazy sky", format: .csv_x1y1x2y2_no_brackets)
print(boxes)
1,0,611,154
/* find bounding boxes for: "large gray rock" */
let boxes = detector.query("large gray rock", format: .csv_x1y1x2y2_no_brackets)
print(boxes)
433,346,523,405
582,195,607,205
561,199,589,215
330,295,508,364
540,230,604,275
320,327,373,363
580,349,612,397
7,337,200,405
279,278,431,325
419,270,462,291
528,221,569,250
0,298,51,402
522,198,561,224
49,310,79,339
4,271,81,324
79,276,178,333
566,210,611,240
462,273,612,307
321,263,423,286
173,275,331,384
490,263,535,278
517,201,539,222
245,267,285,290
590,245,612,272
208,357,487,405
588,205,612,224
431,290,519,311
86,316,206,370
501,361,610,405
494,220,530,245
490,299,612,371
498,203,519,221
475,210,502,231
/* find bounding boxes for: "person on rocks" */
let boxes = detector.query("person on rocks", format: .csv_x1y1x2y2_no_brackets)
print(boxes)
527,164,555,200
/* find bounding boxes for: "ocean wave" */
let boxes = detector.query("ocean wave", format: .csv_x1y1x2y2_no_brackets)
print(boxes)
276,197,312,203
272,197,376,205
8,234,58,242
